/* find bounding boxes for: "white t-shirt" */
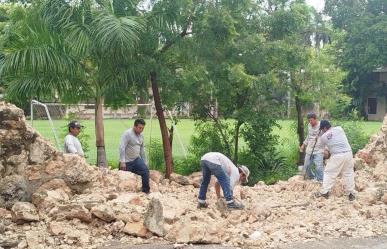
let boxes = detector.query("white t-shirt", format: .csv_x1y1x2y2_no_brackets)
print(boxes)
201,152,240,190
320,126,352,155
64,134,84,156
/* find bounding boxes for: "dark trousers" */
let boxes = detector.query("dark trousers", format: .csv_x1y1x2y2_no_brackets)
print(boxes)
126,157,150,193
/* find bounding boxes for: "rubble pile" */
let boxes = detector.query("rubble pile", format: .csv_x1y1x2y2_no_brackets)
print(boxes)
0,102,386,249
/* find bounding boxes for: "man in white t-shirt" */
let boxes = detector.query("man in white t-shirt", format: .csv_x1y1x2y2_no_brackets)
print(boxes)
64,120,84,156
314,120,355,201
300,112,324,182
197,152,250,210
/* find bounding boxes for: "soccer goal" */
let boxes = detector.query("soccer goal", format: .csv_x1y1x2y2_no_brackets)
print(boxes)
30,100,62,150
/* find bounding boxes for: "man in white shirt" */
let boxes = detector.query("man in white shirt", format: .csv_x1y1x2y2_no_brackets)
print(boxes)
300,112,324,182
64,120,84,156
315,120,355,201
197,152,250,210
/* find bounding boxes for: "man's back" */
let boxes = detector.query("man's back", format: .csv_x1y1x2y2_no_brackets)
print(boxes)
201,152,239,189
321,126,352,155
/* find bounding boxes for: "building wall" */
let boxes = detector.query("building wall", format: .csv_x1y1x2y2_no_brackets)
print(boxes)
364,71,387,121
366,96,386,121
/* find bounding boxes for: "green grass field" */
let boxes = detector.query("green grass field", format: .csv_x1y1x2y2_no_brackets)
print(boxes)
29,119,383,166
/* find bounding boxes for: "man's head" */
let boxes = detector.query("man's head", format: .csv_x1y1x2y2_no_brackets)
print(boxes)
238,165,250,184
68,120,83,136
133,118,146,135
319,119,331,133
306,112,318,127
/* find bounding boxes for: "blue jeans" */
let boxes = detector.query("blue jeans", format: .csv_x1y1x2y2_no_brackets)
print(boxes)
303,153,324,182
126,157,150,193
198,160,233,203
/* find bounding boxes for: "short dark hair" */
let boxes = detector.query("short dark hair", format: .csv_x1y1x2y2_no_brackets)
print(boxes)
319,120,331,130
134,118,146,126
307,112,317,119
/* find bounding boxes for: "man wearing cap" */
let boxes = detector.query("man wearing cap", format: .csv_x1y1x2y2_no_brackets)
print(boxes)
64,120,84,156
315,120,356,201
197,152,250,210
119,119,149,194
299,112,324,182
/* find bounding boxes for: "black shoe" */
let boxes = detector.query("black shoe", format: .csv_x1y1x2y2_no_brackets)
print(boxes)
348,193,356,201
227,201,244,210
314,192,329,199
197,202,209,209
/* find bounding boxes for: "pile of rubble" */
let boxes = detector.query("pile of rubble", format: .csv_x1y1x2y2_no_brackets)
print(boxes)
0,102,386,249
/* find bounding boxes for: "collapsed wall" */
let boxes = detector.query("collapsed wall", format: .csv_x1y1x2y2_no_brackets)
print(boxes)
0,102,386,249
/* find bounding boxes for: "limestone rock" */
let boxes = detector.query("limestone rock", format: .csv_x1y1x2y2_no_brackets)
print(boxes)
25,230,45,249
115,171,139,192
11,202,39,223
123,221,149,237
149,170,164,184
0,175,28,209
91,204,116,222
32,189,69,210
48,221,65,235
170,173,191,185
381,193,387,205
56,204,92,223
166,213,226,244
72,193,106,210
144,198,166,236
0,207,11,219
29,136,55,164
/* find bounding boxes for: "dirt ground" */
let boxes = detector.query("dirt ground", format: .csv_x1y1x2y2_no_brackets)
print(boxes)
100,236,387,249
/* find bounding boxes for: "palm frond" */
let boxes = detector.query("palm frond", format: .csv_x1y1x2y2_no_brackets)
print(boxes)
92,13,143,58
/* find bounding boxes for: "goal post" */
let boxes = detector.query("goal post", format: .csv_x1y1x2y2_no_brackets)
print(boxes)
30,100,62,150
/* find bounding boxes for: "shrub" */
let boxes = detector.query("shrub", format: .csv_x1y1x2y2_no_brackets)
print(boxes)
148,139,165,172
335,120,368,154
239,150,297,185
174,155,200,176
189,121,234,158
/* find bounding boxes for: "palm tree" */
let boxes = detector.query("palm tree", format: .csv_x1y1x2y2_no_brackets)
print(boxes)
0,0,143,167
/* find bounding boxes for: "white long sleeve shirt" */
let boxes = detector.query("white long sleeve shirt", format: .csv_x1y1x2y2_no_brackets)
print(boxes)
119,128,146,163
64,134,84,156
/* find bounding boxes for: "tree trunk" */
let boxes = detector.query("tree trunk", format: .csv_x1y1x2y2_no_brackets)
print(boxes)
95,96,107,168
233,120,243,164
295,95,305,165
150,71,173,179
169,125,174,150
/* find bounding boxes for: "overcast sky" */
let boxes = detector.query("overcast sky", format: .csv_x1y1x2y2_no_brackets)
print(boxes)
306,0,325,12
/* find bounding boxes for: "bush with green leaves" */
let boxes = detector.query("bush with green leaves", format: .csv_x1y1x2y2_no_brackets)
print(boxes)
174,155,200,176
148,139,165,173
238,149,297,185
189,121,234,159
334,120,368,154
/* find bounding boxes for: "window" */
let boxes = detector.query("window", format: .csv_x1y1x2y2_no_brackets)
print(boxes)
368,98,377,114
